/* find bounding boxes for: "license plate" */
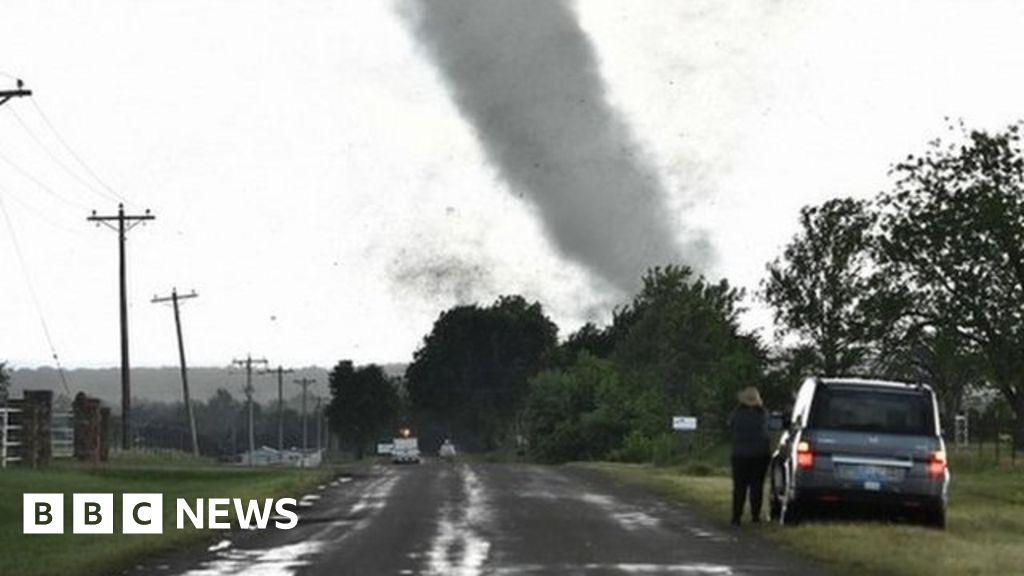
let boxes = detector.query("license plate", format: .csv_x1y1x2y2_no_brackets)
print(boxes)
837,464,904,483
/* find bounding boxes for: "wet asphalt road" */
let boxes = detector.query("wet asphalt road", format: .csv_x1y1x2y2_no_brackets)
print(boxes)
135,460,826,576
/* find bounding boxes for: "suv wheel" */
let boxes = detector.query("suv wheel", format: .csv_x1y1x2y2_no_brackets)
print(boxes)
924,506,946,530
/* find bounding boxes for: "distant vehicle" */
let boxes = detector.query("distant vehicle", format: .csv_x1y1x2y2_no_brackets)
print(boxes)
770,377,949,528
376,440,394,456
439,439,457,459
392,436,421,464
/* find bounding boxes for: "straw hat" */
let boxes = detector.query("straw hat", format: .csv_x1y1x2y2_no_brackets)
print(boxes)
737,386,763,407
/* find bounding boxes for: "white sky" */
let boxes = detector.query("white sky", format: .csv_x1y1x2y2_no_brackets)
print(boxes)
2,1,1024,369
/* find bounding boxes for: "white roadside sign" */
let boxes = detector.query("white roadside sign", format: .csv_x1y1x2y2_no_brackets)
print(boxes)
672,416,697,431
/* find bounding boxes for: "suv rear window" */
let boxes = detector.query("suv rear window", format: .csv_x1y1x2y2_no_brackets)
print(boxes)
809,385,935,435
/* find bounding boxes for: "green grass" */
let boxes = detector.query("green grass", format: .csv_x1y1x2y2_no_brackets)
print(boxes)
583,451,1024,576
0,455,337,576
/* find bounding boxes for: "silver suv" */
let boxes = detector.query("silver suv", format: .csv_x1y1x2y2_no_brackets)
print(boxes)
769,377,949,528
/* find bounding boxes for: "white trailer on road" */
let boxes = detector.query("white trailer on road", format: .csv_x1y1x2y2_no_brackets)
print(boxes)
392,436,421,464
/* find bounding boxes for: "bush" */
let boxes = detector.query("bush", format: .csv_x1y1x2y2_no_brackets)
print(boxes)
651,433,684,467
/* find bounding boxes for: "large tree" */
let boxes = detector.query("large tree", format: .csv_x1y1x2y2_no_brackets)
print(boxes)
875,323,982,432
762,197,877,376
327,361,400,459
612,265,766,438
406,295,557,449
877,122,1024,448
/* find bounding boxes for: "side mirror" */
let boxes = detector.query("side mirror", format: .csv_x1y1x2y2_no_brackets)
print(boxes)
768,411,789,431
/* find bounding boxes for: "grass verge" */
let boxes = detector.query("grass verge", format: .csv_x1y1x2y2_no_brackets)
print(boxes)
582,452,1024,576
0,456,337,576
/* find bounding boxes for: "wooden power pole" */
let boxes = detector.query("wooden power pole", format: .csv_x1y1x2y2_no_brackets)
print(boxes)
294,377,316,455
89,203,154,449
233,355,267,465
0,79,31,107
152,288,199,457
258,365,293,453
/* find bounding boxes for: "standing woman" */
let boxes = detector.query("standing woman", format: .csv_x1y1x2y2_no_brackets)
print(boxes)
729,386,770,526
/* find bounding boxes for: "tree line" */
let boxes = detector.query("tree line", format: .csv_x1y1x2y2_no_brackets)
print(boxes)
327,121,1024,461
96,389,324,458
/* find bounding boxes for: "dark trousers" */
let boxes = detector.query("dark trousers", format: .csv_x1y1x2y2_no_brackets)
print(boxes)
731,454,769,524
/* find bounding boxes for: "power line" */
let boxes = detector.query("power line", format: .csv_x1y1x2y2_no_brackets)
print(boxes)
5,105,121,205
0,147,89,210
0,192,71,395
27,98,129,205
0,180,87,238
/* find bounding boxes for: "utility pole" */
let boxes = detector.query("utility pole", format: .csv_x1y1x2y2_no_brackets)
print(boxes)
258,365,293,453
315,395,323,455
152,288,199,457
233,355,268,465
89,203,154,450
0,79,30,107
295,377,316,456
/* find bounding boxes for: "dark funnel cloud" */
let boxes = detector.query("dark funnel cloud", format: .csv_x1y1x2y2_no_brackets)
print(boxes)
400,0,712,294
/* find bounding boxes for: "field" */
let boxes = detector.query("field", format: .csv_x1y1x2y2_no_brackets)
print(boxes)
0,452,335,576
588,452,1024,576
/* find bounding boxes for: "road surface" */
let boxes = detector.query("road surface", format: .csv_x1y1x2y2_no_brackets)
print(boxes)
133,461,826,576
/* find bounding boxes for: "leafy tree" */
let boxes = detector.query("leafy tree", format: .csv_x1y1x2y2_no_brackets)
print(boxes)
762,197,877,376
612,265,765,444
406,295,557,449
326,361,400,459
194,388,243,457
549,322,617,368
877,121,1024,447
875,323,982,430
523,353,629,462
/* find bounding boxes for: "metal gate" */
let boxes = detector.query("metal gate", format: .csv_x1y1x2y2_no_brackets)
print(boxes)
1,407,23,468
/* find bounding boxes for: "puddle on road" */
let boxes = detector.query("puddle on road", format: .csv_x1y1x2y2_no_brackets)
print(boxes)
490,563,734,575
173,469,400,576
176,540,324,576
580,493,661,532
425,465,493,576
207,539,232,552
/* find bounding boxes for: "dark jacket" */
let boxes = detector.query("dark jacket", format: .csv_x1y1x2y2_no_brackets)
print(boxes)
729,405,770,458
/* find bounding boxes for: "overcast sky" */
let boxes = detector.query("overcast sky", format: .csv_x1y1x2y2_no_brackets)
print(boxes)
2,1,1024,370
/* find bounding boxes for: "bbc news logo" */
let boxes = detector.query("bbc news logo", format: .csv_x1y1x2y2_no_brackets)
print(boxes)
23,494,299,534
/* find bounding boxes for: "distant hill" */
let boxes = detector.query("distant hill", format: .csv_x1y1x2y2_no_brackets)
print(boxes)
10,363,408,407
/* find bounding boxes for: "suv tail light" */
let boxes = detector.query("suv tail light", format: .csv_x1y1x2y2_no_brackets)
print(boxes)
928,450,947,477
797,441,814,469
